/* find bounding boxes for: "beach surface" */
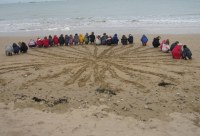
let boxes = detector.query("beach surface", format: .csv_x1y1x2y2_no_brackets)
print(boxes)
0,34,200,136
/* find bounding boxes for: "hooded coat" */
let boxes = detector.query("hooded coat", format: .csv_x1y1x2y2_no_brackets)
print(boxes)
182,46,192,59
112,34,119,45
13,43,20,54
84,33,89,44
128,35,133,44
53,35,59,45
79,34,84,44
5,45,14,56
43,37,49,48
28,39,36,48
141,35,148,44
37,38,43,47
59,34,65,45
152,37,160,48
121,35,128,45
20,42,28,53
172,45,182,59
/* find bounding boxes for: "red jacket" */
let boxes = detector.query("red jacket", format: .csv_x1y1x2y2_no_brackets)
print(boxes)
172,45,182,59
43,37,49,48
36,38,43,47
53,35,59,45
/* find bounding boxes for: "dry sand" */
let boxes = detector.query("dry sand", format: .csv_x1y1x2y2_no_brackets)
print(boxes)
0,34,200,136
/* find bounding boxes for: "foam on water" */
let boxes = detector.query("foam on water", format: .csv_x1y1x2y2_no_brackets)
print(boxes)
0,0,200,35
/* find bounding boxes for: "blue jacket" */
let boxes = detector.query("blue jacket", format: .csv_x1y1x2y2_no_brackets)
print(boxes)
141,35,148,43
112,34,119,44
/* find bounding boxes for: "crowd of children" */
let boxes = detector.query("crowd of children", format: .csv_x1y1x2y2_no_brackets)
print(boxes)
5,32,192,60
152,36,192,60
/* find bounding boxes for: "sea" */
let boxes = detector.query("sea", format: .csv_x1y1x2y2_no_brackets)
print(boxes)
0,0,200,36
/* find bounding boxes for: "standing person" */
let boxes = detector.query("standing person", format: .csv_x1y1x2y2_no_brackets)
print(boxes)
64,35,69,46
182,45,192,60
112,34,119,45
79,34,84,45
89,32,95,44
84,33,89,44
162,39,170,53
128,34,134,44
59,34,65,46
152,36,161,48
101,33,108,45
121,35,128,45
36,37,43,48
170,41,179,51
74,34,79,45
141,34,148,46
28,39,37,48
48,35,53,47
53,35,59,46
43,36,49,48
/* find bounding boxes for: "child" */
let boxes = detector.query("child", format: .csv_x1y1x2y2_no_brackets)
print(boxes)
79,34,84,45
141,35,148,46
172,44,182,59
101,33,108,45
12,43,20,54
95,35,101,45
84,33,89,44
106,36,112,46
28,39,37,48
182,45,192,60
112,34,119,45
74,34,79,45
5,45,13,56
69,34,74,45
162,39,170,53
53,35,59,46
152,36,161,48
89,32,95,44
128,34,134,44
48,35,53,47
59,34,65,46
121,35,128,45
36,37,43,48
43,36,49,48
65,35,69,46
19,42,28,53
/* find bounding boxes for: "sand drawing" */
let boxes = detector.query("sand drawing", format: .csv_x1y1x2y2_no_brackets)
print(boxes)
0,45,200,120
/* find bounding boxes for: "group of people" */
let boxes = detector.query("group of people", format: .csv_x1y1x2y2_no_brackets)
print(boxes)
5,42,28,56
152,36,192,60
27,32,135,48
5,32,192,60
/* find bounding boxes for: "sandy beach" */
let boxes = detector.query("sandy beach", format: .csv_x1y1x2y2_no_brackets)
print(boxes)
0,34,200,136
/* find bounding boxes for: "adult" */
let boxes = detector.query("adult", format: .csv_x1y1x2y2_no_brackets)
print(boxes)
53,35,59,46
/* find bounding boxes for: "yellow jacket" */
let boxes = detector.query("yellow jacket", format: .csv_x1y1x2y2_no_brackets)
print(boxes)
79,34,84,43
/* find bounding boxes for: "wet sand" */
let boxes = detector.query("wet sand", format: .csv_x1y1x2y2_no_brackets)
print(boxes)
0,34,200,136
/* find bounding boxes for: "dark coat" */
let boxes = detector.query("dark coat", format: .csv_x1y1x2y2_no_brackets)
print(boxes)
182,47,192,59
13,43,20,54
152,37,160,48
20,42,28,53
